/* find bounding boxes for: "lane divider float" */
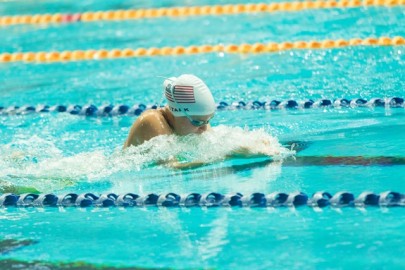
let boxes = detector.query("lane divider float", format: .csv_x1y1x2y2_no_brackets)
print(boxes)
0,36,404,63
0,191,403,208
0,0,404,26
0,97,403,117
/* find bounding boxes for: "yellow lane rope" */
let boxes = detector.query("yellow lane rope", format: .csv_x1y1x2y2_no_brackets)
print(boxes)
0,37,403,63
0,0,404,26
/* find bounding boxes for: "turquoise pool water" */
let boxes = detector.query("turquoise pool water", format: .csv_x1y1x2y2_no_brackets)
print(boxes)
1,0,405,269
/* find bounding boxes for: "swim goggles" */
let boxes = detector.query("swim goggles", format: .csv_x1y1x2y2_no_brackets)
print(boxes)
183,110,214,127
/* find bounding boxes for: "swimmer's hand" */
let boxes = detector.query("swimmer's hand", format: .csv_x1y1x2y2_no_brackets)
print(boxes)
228,143,280,159
156,157,208,170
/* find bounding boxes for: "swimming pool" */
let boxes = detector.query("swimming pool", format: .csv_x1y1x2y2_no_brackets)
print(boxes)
1,0,405,269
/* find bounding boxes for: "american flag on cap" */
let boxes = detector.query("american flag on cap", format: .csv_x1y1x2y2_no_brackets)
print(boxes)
173,85,195,104
165,84,175,102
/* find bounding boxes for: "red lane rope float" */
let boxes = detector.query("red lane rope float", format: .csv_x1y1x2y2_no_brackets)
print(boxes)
0,36,404,63
0,0,404,26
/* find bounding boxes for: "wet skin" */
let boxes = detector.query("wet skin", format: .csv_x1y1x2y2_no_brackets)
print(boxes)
124,106,213,148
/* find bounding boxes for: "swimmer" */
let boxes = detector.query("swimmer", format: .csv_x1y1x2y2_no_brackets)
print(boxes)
124,74,215,148
123,74,277,168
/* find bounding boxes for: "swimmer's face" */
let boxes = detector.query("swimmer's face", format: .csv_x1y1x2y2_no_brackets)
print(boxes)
174,113,214,135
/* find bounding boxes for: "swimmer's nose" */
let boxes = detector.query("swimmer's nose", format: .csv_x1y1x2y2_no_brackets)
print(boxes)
197,124,208,133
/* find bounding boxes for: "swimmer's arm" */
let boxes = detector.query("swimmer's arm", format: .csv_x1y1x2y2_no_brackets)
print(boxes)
227,145,279,159
166,151,269,170
163,142,275,169
165,160,207,169
164,148,271,170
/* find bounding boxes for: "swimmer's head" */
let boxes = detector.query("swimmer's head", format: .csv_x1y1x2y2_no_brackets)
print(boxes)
163,74,216,117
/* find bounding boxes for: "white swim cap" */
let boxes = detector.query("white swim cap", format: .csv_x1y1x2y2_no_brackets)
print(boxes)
163,74,216,116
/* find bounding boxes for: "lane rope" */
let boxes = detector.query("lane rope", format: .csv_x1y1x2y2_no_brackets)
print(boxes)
1,36,403,63
0,97,403,117
0,0,404,26
0,191,403,208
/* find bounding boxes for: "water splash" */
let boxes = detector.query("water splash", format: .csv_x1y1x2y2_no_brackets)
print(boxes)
0,126,293,192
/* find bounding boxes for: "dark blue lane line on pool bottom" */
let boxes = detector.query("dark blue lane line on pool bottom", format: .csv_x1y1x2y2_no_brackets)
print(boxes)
0,191,403,208
0,97,404,116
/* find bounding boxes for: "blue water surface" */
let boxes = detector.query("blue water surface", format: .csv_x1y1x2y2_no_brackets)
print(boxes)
1,0,405,269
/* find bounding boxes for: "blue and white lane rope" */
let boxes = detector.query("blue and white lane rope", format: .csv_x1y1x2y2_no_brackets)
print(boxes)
0,191,404,208
0,97,404,117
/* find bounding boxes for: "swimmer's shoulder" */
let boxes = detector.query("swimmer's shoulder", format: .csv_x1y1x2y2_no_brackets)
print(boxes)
124,108,172,148
138,108,164,120
136,108,170,129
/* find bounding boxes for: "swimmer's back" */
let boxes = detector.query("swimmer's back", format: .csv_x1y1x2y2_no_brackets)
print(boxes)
123,109,173,148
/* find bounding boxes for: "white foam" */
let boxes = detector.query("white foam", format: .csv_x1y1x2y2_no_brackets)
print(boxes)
0,126,293,191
